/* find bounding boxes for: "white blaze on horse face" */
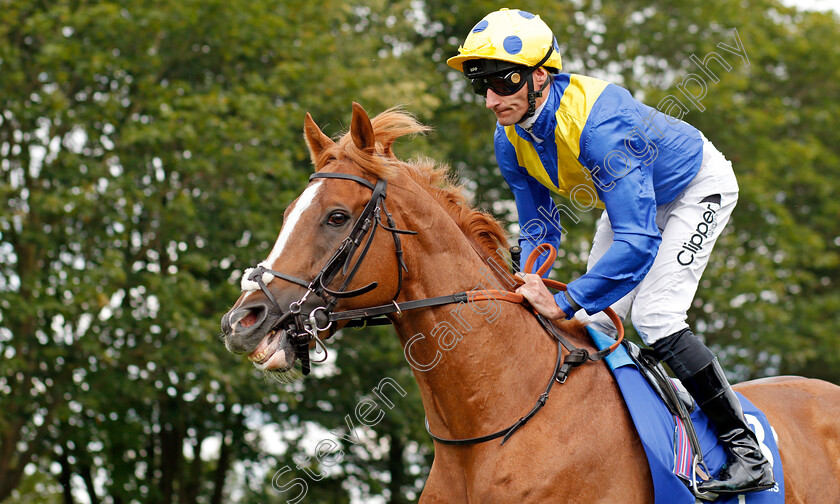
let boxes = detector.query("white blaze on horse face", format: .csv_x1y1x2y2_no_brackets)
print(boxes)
240,180,323,298
266,179,324,266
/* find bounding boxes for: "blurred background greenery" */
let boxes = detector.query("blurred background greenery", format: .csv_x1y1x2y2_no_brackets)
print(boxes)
1,0,838,502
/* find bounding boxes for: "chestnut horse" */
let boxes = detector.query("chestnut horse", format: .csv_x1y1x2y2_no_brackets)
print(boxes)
221,103,840,503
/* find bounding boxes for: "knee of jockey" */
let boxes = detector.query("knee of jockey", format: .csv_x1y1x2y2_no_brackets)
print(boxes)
650,327,715,381
629,310,652,345
628,307,675,347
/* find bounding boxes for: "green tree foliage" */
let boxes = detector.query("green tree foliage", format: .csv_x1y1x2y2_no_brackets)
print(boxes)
0,0,307,500
0,0,429,502
1,0,838,503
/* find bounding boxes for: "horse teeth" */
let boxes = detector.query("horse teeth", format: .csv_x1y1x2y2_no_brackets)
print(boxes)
248,330,280,362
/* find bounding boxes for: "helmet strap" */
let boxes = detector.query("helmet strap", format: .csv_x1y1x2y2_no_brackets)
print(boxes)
519,45,556,122
521,72,552,121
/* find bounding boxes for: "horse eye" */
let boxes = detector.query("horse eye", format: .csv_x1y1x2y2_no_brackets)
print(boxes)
327,211,349,226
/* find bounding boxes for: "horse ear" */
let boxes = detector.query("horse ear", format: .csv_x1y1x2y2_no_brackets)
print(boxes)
304,112,334,167
350,102,376,152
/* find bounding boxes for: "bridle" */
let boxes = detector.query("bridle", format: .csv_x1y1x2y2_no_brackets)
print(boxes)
243,172,415,375
242,171,624,445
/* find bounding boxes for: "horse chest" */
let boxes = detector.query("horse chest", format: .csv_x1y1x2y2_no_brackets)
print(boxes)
422,402,653,503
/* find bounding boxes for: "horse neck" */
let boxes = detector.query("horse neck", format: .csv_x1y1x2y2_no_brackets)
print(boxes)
389,188,570,438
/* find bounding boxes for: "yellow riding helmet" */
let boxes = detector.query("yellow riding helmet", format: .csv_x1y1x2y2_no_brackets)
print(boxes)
446,8,562,74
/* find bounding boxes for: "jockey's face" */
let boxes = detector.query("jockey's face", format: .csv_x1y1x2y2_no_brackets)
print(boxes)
484,67,550,126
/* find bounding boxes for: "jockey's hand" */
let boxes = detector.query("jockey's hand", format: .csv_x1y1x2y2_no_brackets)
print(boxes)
515,272,567,320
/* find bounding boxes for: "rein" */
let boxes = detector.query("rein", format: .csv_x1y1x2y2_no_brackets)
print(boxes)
422,243,624,446
245,174,624,446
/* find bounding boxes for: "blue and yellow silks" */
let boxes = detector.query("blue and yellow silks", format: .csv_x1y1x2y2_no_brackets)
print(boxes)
494,74,704,317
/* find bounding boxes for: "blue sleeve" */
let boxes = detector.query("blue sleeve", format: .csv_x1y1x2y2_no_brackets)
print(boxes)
563,110,663,316
494,126,562,277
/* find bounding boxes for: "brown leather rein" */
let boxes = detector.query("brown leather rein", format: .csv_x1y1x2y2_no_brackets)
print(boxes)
247,174,624,445
423,242,624,446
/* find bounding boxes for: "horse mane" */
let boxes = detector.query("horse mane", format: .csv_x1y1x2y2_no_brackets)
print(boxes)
313,107,588,339
315,107,511,275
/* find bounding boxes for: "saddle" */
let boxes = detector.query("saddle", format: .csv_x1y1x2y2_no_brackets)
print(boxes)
619,339,723,500
621,340,696,418
591,330,785,503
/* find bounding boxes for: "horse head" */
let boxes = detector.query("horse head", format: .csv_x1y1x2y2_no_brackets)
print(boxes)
221,103,420,374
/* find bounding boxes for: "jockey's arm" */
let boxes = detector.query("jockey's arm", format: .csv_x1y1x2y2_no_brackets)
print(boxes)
559,110,663,319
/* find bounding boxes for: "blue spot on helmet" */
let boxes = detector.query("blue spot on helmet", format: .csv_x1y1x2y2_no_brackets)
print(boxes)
518,10,536,19
503,35,523,55
472,19,489,33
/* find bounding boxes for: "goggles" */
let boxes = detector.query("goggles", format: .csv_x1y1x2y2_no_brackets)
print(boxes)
470,68,531,97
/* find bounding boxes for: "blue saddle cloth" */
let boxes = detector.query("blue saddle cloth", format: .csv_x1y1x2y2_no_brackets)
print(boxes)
588,328,785,503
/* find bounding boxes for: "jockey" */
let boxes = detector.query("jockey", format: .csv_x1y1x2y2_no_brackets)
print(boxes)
448,8,774,495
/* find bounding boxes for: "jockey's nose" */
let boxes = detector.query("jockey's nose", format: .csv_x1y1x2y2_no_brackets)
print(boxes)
485,89,503,109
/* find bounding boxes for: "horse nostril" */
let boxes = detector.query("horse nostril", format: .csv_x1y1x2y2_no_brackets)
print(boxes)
222,304,272,354
240,311,259,328
229,305,267,334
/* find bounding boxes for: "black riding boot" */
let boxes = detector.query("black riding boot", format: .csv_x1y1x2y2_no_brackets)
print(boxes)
652,329,775,494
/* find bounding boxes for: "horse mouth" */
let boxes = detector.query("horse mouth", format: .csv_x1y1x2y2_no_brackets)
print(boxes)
246,329,295,372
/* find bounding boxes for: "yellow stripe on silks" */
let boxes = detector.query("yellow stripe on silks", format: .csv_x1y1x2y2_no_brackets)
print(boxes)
505,74,610,210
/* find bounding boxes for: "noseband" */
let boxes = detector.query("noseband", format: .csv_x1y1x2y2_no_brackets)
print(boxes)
243,172,416,374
